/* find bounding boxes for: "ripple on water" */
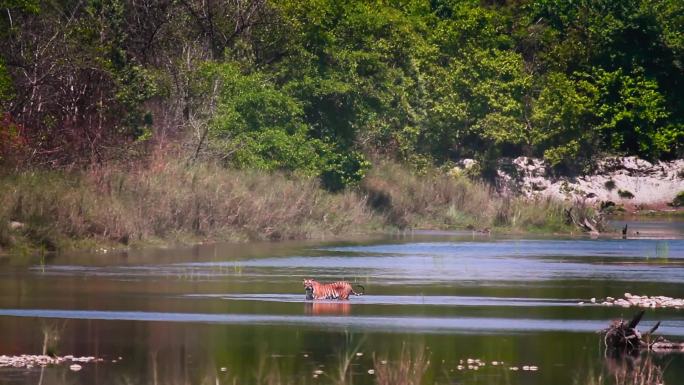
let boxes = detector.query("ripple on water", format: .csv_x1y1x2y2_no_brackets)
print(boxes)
30,238,684,284
186,293,579,307
0,309,683,336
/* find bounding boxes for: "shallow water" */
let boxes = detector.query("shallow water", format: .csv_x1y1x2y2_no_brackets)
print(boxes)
1,225,683,385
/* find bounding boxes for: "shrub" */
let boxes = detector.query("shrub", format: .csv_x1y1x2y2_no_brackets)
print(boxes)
604,180,616,190
197,62,369,190
618,189,635,199
673,191,684,207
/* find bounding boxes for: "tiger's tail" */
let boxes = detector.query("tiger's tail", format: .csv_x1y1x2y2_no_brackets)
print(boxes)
352,284,365,296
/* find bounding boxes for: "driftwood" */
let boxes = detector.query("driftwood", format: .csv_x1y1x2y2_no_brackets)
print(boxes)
604,310,684,354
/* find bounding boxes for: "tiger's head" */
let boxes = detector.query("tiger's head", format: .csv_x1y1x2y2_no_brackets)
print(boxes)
303,279,316,300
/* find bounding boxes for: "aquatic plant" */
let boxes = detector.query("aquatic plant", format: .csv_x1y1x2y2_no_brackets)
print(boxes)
580,355,665,385
373,345,429,385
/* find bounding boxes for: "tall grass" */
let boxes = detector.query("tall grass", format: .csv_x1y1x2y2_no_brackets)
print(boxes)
361,161,573,232
0,159,376,253
1,159,576,254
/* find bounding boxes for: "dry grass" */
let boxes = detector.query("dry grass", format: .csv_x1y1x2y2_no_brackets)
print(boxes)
0,159,377,253
361,161,573,233
0,158,577,255
361,162,496,229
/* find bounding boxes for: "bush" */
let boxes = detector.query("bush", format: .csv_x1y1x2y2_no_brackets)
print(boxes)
618,189,635,199
673,191,684,207
197,62,369,190
604,180,616,190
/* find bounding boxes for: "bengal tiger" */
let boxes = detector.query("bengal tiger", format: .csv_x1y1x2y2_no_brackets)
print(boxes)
303,279,365,300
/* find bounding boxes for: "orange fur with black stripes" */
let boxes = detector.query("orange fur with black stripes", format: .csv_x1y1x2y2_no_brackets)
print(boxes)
303,279,364,300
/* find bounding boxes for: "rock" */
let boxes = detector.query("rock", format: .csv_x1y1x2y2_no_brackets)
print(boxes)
493,156,684,206
597,293,684,309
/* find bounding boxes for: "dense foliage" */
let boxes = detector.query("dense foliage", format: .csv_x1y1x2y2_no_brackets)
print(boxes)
1,0,682,184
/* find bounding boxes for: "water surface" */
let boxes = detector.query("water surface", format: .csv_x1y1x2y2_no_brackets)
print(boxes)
1,227,683,384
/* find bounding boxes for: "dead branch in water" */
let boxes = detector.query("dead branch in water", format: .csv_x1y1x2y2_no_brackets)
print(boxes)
603,310,684,354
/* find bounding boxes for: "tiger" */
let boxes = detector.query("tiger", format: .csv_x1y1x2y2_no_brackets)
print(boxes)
303,279,364,300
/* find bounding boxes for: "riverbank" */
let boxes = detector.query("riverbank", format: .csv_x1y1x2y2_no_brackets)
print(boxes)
0,160,579,256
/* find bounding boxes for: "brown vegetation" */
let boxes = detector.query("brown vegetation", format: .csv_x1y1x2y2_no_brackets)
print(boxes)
0,156,375,253
1,157,580,255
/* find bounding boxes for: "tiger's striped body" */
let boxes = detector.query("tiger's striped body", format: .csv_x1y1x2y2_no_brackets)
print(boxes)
303,279,364,300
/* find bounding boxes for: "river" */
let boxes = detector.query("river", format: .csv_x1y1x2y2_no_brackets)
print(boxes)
1,220,683,384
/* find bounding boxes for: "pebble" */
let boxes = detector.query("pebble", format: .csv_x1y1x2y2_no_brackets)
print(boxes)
0,354,101,369
587,293,684,309
453,358,538,372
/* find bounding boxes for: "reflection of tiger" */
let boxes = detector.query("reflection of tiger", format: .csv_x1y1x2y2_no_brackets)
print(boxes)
305,301,351,315
303,279,364,300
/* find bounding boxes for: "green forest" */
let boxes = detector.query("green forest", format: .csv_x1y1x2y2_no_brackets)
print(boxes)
1,0,682,187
